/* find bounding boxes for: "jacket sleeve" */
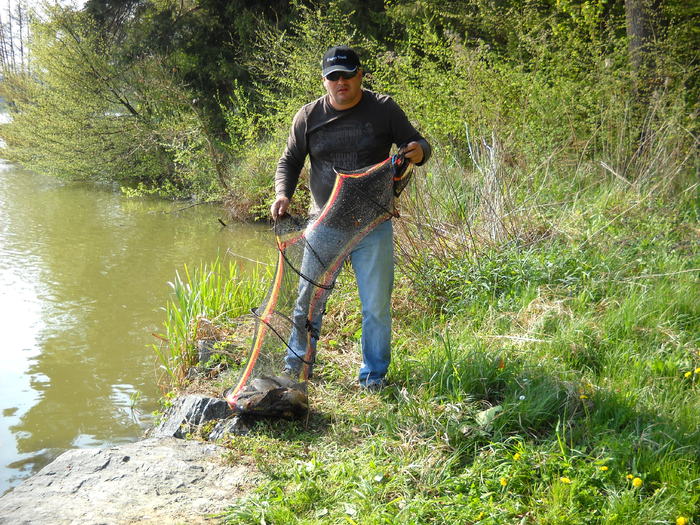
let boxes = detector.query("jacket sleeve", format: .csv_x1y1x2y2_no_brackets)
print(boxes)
274,107,308,199
387,97,431,166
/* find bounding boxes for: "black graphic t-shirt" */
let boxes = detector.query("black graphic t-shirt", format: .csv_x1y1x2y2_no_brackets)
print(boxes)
275,90,431,213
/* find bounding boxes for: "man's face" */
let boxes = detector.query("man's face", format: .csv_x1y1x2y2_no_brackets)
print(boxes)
323,69,363,110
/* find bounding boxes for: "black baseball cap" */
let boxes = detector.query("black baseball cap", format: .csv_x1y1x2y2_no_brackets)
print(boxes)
321,46,361,77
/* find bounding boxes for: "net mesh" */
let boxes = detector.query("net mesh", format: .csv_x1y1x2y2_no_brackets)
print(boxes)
224,153,412,416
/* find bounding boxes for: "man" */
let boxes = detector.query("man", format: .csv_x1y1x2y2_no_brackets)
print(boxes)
270,45,431,390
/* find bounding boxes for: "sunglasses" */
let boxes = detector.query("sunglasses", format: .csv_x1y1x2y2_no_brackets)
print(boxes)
325,70,358,81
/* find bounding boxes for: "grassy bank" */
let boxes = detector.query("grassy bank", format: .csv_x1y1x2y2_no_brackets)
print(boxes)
153,130,698,523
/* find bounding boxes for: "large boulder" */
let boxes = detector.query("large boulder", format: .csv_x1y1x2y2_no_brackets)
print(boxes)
0,437,257,524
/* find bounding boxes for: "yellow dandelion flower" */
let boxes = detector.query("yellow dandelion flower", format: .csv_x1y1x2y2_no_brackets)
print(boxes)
580,394,588,399
685,371,692,378
513,453,522,461
559,476,572,484
599,466,609,471
626,473,634,480
695,367,700,374
632,477,643,488
500,477,508,486
676,517,688,525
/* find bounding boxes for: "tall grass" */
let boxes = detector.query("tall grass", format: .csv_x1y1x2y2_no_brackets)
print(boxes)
152,257,265,386
221,215,698,522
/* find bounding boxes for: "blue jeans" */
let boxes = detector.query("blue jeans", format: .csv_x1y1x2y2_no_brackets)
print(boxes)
285,219,394,385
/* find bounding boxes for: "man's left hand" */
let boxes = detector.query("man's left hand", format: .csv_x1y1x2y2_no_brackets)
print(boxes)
403,141,424,164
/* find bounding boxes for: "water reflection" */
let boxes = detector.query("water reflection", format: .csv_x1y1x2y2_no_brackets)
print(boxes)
0,161,272,494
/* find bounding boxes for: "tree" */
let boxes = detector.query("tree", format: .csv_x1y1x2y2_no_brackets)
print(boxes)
625,0,666,92
82,0,299,135
0,5,223,198
0,0,31,73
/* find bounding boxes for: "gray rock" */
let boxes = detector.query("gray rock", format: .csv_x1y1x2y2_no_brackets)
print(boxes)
0,437,257,524
197,339,215,367
208,416,251,441
152,395,231,439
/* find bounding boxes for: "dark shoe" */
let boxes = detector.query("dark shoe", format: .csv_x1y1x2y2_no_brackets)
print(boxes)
283,366,313,380
359,379,387,392
282,367,298,378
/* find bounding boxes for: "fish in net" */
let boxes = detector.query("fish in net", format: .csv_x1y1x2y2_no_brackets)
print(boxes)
224,153,413,418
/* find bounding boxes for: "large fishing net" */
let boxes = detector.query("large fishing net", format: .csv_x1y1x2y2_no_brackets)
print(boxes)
224,153,413,418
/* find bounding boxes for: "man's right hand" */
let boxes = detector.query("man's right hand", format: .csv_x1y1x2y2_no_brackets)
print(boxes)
270,196,290,220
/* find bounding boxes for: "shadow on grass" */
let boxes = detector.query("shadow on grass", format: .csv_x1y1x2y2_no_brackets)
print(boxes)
389,341,699,470
233,409,334,444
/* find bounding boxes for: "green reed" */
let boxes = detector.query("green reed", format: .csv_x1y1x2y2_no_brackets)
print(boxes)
152,257,265,386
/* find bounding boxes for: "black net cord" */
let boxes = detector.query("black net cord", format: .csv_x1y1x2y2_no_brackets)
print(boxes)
258,152,412,376
249,307,316,366
272,153,410,289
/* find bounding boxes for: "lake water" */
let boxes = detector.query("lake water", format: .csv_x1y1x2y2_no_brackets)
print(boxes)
0,161,273,494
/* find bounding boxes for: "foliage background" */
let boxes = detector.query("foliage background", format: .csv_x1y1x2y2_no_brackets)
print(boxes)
0,0,696,207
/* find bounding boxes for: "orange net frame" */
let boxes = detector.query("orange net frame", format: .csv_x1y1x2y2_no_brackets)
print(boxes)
225,153,412,412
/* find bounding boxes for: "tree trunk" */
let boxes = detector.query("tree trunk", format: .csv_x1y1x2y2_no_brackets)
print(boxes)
7,0,14,73
625,0,666,92
0,16,9,70
15,0,24,71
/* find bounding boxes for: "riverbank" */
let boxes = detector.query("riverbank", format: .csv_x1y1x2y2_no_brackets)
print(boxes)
1,160,697,523
1,135,697,524
1,183,697,523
